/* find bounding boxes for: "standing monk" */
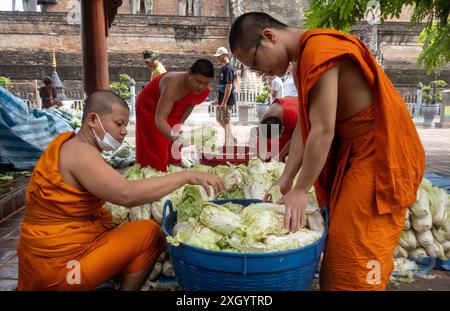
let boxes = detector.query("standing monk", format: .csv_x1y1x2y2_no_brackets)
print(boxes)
18,90,224,290
229,12,425,290
135,59,214,171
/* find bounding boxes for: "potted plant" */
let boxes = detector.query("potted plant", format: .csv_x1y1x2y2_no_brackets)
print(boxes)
255,85,270,121
110,73,133,101
422,80,447,127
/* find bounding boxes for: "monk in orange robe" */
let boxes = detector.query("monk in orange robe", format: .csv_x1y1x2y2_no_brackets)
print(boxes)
17,90,224,291
229,13,425,290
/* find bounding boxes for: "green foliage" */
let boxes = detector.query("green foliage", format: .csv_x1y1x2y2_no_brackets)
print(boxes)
110,74,133,101
304,0,449,73
417,24,450,73
422,80,448,104
0,76,11,89
0,171,14,181
256,85,270,104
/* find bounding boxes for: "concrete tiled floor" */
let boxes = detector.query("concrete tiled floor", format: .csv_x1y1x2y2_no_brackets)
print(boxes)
0,209,21,291
0,124,449,291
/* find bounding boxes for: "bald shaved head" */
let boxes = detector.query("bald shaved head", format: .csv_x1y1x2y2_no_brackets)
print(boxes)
82,90,129,121
229,12,288,53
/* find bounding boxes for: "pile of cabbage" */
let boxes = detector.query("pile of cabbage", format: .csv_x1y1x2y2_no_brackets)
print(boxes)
180,126,218,153
102,141,136,169
105,158,301,226
167,201,323,253
106,159,323,233
395,178,450,261
55,106,82,130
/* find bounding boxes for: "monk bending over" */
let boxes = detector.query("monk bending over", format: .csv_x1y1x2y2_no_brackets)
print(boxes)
229,12,425,290
135,59,214,171
17,91,224,291
257,96,298,162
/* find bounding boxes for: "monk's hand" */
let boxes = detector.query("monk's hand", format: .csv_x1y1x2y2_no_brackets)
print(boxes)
278,188,308,232
220,103,227,111
187,172,224,197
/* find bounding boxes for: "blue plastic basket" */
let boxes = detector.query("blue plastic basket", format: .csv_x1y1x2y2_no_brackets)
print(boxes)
162,199,329,291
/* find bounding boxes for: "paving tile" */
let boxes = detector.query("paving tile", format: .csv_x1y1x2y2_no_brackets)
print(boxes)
7,210,25,220
0,262,18,280
0,190,26,220
0,228,11,239
0,238,19,250
0,222,21,233
0,279,17,291
0,218,23,229
0,249,17,265
4,228,20,238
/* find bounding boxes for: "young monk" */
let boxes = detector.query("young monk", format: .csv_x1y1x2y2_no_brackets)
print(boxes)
135,59,214,171
229,12,425,290
17,90,224,291
257,96,298,162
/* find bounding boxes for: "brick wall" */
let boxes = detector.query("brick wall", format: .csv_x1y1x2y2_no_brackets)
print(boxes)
153,0,179,15
42,0,229,17
0,11,229,99
201,0,228,17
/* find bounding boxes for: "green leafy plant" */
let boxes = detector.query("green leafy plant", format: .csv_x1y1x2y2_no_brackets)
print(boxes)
110,73,133,101
0,76,11,89
304,0,450,74
422,80,447,105
256,85,270,104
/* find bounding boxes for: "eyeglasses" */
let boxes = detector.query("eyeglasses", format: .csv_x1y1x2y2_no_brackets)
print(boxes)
250,40,261,71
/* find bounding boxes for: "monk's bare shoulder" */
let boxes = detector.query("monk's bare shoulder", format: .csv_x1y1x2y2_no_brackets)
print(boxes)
59,138,104,190
159,72,187,101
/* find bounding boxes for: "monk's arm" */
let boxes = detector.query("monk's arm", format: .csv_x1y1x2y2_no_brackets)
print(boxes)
278,139,291,162
280,119,303,181
294,65,339,192
71,147,222,207
181,104,195,123
155,81,178,141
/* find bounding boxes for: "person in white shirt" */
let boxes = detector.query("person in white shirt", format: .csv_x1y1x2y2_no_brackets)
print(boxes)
267,75,284,101
282,62,298,97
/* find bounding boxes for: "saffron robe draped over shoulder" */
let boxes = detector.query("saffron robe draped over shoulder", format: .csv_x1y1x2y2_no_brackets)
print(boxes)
18,132,164,290
296,29,424,214
295,29,425,290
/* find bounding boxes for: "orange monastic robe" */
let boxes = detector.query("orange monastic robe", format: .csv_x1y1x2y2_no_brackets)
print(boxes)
18,132,164,290
296,30,425,290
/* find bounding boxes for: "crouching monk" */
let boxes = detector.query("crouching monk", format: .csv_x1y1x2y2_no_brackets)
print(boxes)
17,90,223,290
229,12,425,290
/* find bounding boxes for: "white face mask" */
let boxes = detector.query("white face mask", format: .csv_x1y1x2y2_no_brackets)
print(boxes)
92,114,122,152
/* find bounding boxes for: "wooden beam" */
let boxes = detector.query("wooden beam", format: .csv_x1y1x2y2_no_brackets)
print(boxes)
80,0,109,96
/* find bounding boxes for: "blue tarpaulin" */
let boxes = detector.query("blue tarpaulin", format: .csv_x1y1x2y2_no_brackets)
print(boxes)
424,172,450,194
0,87,73,169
